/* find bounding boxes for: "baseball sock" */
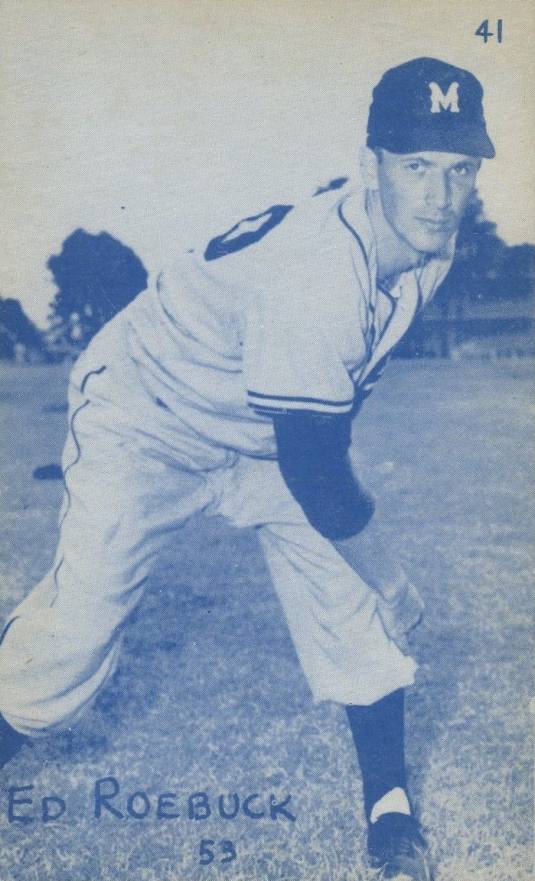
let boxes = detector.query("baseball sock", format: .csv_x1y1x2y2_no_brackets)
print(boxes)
345,688,411,824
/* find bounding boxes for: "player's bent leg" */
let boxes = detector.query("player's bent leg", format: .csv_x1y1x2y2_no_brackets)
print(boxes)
0,364,221,740
259,517,432,878
214,455,432,878
214,454,416,705
257,523,417,705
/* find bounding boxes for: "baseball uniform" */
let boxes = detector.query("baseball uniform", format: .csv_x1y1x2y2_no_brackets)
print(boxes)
0,182,453,736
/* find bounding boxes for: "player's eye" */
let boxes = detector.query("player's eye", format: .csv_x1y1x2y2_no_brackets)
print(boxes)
404,160,425,172
451,162,475,177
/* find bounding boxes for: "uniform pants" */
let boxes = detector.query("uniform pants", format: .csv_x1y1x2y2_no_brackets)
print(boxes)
0,334,416,737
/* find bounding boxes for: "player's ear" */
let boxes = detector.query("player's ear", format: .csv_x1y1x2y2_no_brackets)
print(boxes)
359,146,380,190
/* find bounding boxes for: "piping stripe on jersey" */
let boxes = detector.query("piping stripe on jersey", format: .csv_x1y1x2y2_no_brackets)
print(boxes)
337,198,378,359
247,389,354,406
374,282,398,348
247,389,354,415
337,201,373,303
80,364,107,394
250,401,354,416
52,365,108,605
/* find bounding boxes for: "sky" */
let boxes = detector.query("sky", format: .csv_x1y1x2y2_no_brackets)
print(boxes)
1,0,534,327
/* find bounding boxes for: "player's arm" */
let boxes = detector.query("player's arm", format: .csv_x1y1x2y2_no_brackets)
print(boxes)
273,410,375,538
272,411,411,602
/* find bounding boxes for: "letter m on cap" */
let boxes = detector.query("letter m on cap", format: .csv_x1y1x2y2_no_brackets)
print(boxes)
429,81,460,113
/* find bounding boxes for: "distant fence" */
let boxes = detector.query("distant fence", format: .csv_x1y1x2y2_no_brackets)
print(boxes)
396,303,534,360
3,300,534,364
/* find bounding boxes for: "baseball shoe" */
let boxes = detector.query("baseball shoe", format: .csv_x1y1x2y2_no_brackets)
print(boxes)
367,813,434,880
0,713,27,770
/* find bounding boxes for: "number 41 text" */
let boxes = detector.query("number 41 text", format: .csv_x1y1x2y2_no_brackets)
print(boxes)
475,19,504,43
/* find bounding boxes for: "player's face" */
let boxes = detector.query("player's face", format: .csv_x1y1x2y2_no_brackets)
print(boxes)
375,150,480,254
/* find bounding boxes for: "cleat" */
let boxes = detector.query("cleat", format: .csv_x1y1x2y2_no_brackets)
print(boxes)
367,813,434,880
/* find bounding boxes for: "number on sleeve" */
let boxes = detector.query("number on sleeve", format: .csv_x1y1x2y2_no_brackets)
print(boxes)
204,205,293,261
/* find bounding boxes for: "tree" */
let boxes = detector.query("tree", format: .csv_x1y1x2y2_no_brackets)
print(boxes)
500,243,535,300
0,296,44,361
437,193,508,303
47,229,148,353
396,194,534,357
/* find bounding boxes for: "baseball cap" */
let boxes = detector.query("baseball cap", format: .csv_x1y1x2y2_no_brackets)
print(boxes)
367,57,495,159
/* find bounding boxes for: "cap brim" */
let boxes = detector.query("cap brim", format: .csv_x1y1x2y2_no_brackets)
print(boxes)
369,124,495,159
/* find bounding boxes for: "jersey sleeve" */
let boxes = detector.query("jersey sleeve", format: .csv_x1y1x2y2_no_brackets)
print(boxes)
272,411,375,539
243,274,358,417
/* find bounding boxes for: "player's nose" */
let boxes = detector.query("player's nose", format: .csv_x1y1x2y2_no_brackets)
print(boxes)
425,170,452,211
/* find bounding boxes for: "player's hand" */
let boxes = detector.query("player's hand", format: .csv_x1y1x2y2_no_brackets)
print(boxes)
376,580,425,649
331,525,425,648
333,527,413,604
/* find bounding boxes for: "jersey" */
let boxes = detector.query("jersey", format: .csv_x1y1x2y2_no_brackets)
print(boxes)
119,180,453,457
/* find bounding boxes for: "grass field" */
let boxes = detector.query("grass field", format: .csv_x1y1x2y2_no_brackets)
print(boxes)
0,360,533,881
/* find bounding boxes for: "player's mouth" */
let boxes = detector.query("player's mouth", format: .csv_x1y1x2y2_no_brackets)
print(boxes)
416,216,455,234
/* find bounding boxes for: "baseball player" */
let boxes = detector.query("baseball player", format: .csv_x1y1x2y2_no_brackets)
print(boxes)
0,58,494,879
